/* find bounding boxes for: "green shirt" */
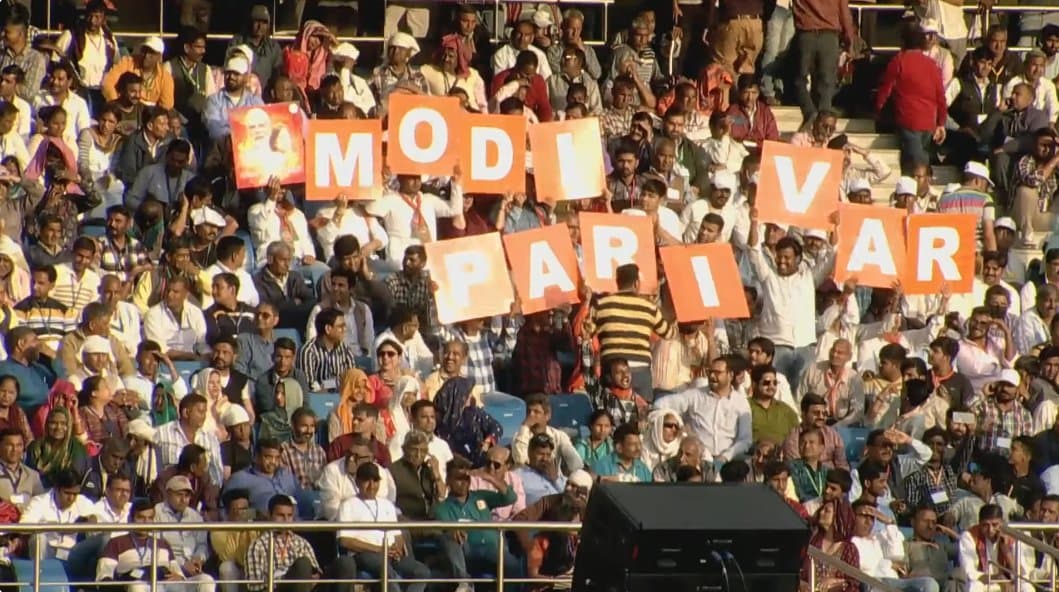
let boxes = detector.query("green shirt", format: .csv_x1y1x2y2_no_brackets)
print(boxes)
433,486,518,549
750,397,799,445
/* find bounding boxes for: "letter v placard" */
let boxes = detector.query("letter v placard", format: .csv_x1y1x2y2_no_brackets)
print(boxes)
757,141,843,230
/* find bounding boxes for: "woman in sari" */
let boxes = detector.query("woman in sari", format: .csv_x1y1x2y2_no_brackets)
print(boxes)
433,376,502,465
193,369,231,440
77,375,128,444
76,103,123,221
24,122,97,249
639,409,683,471
329,368,372,442
26,406,89,487
0,252,27,308
801,499,860,592
0,375,33,443
31,380,84,441
292,20,336,96
259,378,303,441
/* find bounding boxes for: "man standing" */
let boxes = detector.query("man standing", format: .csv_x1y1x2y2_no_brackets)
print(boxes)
708,0,764,76
656,357,753,462
791,0,855,120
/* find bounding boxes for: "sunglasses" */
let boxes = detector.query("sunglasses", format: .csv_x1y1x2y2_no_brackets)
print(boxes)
488,460,505,470
378,350,398,358
662,423,680,429
760,380,777,386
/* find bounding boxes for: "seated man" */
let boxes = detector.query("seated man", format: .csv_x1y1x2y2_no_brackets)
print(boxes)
1012,128,1059,245
244,494,334,592
20,468,94,567
957,503,1030,592
223,439,303,518
152,475,215,591
590,423,652,483
434,457,522,588
97,499,186,589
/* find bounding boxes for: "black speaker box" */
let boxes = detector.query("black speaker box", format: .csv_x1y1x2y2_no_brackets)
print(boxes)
572,483,811,592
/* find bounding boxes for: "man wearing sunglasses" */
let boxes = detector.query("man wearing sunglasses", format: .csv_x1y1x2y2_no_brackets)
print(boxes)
511,469,593,554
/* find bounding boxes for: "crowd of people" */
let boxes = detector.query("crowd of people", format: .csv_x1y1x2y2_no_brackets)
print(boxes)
1,0,1059,591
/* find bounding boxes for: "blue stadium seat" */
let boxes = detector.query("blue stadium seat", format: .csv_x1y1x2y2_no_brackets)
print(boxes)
173,361,203,383
835,426,871,464
483,392,526,447
234,230,256,272
899,526,913,540
79,224,106,239
307,392,341,422
548,393,593,440
274,328,303,351
11,559,70,592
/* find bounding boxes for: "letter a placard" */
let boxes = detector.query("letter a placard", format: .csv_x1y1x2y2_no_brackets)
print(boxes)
305,119,383,201
834,203,908,288
387,94,466,177
903,213,978,295
579,212,657,294
659,243,749,321
502,224,581,315
757,140,843,230
425,233,515,325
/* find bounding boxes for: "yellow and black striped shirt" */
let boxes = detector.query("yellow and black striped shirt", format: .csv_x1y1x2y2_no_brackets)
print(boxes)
590,292,672,364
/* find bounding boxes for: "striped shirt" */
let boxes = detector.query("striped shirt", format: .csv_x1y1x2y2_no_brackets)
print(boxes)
437,325,497,392
154,421,224,487
51,265,101,316
297,338,360,392
936,187,995,246
96,533,182,581
13,297,78,351
589,292,672,365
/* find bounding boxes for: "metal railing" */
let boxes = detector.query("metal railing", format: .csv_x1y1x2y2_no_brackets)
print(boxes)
807,545,901,592
0,519,580,592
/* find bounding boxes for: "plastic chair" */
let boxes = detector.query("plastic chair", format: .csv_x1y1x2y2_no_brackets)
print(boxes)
548,393,593,440
308,392,342,446
274,327,303,352
173,360,203,383
483,391,526,447
835,426,871,464
234,230,256,272
11,558,71,592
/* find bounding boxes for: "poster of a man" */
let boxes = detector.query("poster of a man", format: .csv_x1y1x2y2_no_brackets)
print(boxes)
230,102,306,189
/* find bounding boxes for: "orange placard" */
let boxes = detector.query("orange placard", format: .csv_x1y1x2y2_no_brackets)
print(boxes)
834,203,908,289
903,213,978,296
757,140,843,230
305,119,384,201
230,102,306,189
461,114,527,195
528,118,606,202
425,233,516,325
659,243,750,321
386,94,465,177
579,211,657,294
503,224,581,315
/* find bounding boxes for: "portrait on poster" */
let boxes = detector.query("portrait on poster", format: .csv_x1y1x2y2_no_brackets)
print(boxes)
230,102,306,189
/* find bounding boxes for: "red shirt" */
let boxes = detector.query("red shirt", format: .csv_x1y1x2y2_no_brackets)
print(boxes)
726,102,781,144
875,49,948,132
490,69,553,122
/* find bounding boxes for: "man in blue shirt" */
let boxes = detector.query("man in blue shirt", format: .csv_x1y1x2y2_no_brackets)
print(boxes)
591,423,653,483
223,438,306,518
202,55,264,141
434,457,522,588
0,326,54,412
514,433,567,506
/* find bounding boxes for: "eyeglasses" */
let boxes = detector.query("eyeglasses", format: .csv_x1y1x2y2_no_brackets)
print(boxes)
378,350,398,358
488,460,505,470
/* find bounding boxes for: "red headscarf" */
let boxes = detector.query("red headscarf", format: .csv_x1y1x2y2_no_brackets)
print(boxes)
439,34,470,78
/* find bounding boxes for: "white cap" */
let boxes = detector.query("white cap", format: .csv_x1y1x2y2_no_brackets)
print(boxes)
81,335,111,355
942,182,961,195
568,469,594,492
804,229,828,242
848,178,872,193
997,369,1021,387
190,207,226,228
127,418,155,443
140,36,165,54
221,405,251,427
711,171,738,192
994,217,1016,232
894,176,917,196
919,18,941,33
333,42,360,62
532,8,554,28
964,161,994,186
224,56,251,75
229,44,255,64
386,32,420,57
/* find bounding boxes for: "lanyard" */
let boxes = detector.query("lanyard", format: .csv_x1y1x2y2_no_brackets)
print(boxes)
362,498,379,521
132,536,149,565
0,464,20,490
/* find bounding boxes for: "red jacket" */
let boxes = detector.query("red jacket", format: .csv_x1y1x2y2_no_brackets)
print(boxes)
875,49,948,132
490,68,553,122
726,101,781,144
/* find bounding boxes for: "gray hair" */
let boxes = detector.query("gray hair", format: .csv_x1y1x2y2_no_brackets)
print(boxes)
266,240,292,259
403,430,430,449
631,16,649,30
562,8,585,23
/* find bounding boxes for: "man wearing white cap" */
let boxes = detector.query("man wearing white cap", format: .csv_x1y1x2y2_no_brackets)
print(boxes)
101,35,175,109
371,32,428,111
846,177,873,204
681,171,739,243
331,42,376,117
203,54,263,141
892,176,918,210
154,475,216,591
936,161,997,251
976,369,1033,457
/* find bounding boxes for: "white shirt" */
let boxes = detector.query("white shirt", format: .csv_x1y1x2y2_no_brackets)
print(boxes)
971,278,1021,317
680,199,739,243
1004,76,1059,123
33,91,92,147
622,208,684,243
247,199,317,267
492,44,552,80
143,302,207,356
367,188,464,264
56,29,111,88
20,491,96,559
338,69,377,117
378,328,435,379
153,421,223,486
316,459,396,521
0,129,28,170
153,502,207,562
201,261,260,308
852,535,901,580
109,301,142,355
1014,308,1050,353
748,244,834,348
4,94,30,143
336,496,400,548
314,205,389,262
955,339,1005,395
655,387,753,461
91,498,130,541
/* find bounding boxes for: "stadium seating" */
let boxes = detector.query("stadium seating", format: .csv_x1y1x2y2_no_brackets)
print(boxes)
274,327,303,352
836,426,871,465
11,559,70,592
548,393,593,440
483,392,526,447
